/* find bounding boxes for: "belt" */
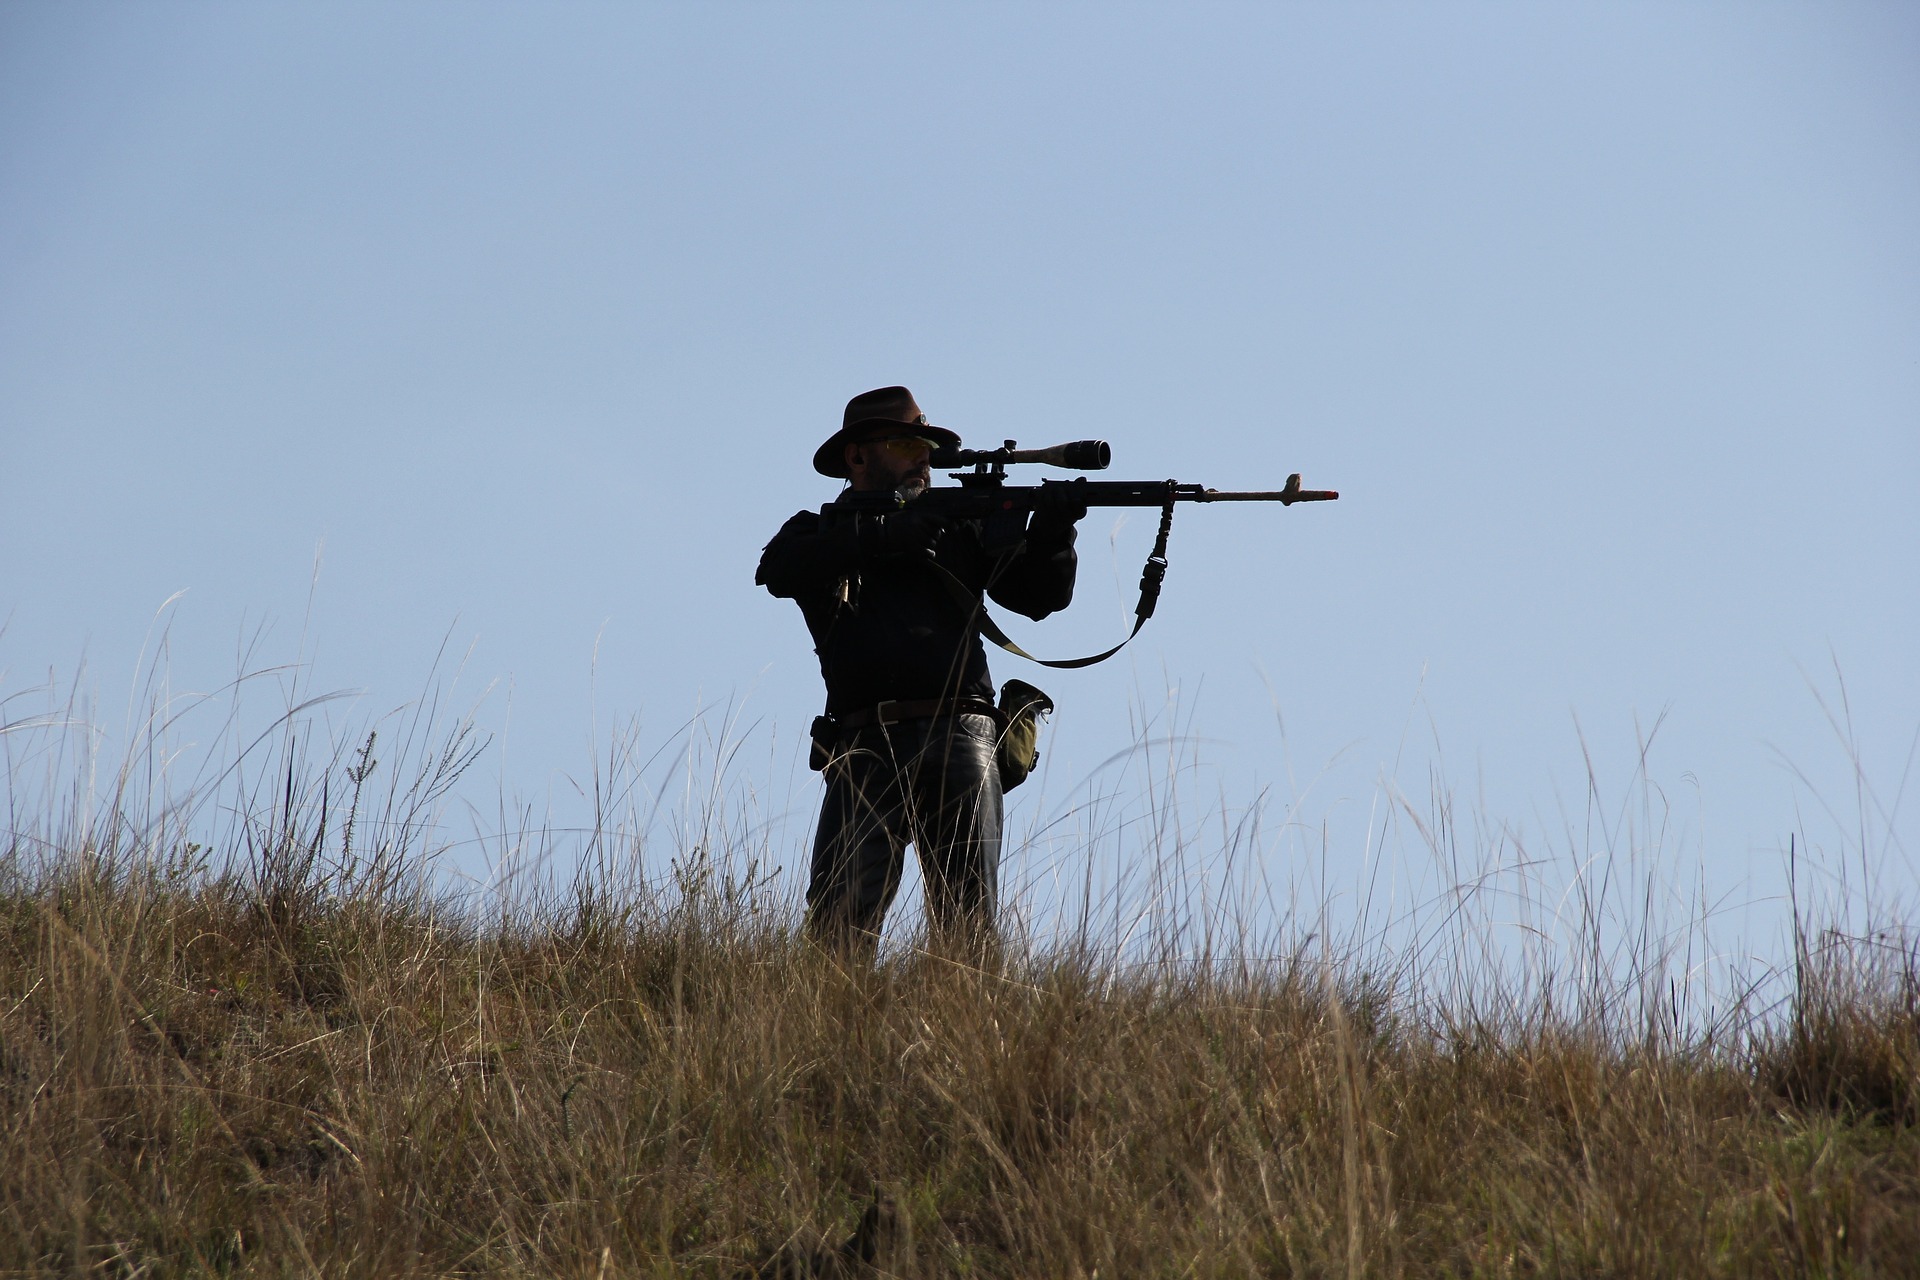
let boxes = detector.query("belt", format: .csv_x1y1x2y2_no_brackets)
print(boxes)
831,697,1002,731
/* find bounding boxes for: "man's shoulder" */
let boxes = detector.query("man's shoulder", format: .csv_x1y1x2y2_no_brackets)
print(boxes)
769,507,823,536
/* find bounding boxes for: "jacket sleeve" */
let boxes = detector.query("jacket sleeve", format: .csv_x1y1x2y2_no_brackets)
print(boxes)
755,510,857,601
982,521,1078,621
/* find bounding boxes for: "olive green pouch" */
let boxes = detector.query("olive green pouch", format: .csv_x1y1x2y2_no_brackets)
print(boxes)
995,679,1055,791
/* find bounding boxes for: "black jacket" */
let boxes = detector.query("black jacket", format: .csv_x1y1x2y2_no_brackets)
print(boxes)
756,490,1077,715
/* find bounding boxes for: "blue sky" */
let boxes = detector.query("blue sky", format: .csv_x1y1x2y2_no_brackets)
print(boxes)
3,3,1915,954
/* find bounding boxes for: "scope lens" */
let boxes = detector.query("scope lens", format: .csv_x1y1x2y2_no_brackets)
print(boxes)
1064,440,1111,470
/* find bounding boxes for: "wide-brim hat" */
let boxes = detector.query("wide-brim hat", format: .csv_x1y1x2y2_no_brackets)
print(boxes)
813,385,962,478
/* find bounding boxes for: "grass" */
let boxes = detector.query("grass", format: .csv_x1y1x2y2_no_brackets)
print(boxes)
1,683,1916,1276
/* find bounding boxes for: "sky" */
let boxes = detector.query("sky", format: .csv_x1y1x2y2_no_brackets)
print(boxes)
3,3,1916,964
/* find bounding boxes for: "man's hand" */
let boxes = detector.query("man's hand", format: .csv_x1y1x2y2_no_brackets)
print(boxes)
1041,490,1090,524
1027,484,1089,547
860,507,948,562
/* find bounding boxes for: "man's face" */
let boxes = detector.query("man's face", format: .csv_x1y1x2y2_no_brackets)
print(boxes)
846,432,934,497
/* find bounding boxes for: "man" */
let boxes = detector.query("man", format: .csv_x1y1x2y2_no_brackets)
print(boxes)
756,386,1085,951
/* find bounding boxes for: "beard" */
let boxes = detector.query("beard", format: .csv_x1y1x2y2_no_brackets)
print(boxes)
880,456,930,500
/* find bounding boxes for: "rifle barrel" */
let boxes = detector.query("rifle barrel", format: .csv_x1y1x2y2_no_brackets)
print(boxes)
1191,488,1340,504
940,475,1340,509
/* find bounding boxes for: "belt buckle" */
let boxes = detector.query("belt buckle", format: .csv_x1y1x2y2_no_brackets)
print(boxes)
874,700,902,726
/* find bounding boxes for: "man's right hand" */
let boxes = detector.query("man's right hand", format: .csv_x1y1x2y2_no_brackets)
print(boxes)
859,507,948,562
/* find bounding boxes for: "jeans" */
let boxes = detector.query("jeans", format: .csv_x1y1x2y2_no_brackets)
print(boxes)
805,712,1003,949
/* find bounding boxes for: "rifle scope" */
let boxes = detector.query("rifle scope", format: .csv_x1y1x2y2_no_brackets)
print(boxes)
932,439,1111,471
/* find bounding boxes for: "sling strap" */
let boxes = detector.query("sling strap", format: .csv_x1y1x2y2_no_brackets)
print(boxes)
935,484,1178,670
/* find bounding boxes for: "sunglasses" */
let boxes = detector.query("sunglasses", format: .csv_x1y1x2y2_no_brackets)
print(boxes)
864,435,936,459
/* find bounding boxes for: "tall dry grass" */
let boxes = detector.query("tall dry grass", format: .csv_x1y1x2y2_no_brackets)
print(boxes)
2,673,1916,1276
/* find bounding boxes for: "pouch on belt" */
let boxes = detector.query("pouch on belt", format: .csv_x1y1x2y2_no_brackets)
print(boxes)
995,679,1054,791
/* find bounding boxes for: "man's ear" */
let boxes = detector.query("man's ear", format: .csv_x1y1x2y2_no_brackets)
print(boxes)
845,440,865,470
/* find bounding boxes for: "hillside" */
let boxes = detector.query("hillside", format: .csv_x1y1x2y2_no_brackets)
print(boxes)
4,822,1915,1277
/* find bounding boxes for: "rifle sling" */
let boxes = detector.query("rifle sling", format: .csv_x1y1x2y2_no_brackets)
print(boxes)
933,490,1177,671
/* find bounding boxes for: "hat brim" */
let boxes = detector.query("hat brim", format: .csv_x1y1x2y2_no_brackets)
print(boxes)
812,420,962,479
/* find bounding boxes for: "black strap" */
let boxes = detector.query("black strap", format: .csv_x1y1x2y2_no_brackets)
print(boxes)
935,484,1178,670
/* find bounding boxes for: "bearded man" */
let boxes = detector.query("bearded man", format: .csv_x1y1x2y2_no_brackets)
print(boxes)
755,386,1085,951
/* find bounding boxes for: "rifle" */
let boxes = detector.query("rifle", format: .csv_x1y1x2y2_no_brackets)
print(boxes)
831,438,1340,668
926,436,1335,542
